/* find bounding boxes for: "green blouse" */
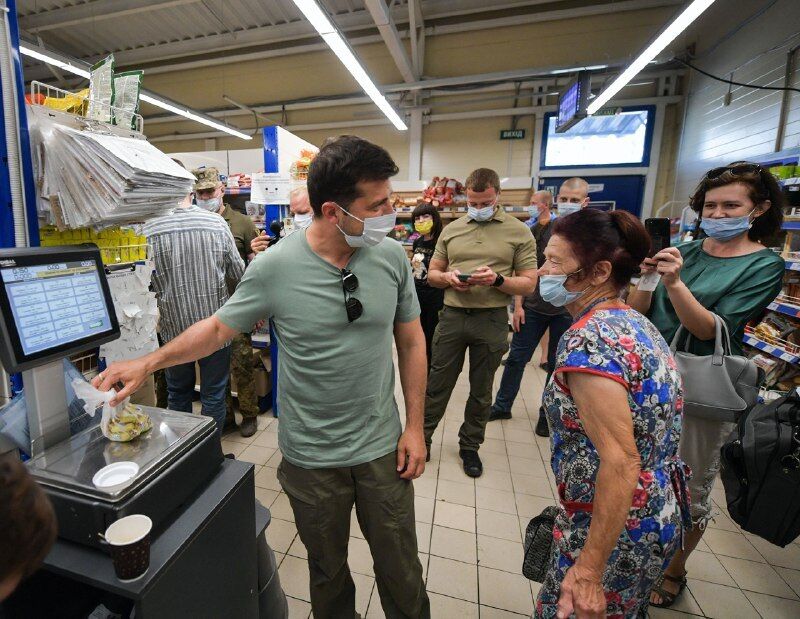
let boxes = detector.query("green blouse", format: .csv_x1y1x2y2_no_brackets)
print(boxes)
647,240,784,356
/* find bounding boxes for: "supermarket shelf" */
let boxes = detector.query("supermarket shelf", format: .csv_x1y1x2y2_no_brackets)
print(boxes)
786,260,800,271
768,300,800,319
781,220,800,231
743,334,800,364
779,177,800,187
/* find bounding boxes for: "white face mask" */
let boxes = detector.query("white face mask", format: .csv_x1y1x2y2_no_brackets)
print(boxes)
196,196,222,212
293,212,313,229
468,202,497,222
556,202,581,217
336,205,396,248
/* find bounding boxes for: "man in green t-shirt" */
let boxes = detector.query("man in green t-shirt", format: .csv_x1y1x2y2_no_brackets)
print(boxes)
95,136,430,618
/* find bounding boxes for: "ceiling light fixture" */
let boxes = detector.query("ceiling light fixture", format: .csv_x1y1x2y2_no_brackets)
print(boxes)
587,0,716,114
19,45,252,140
291,0,407,130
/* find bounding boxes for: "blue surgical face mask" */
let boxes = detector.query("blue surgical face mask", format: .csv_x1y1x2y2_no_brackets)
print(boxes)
699,210,755,242
527,206,538,219
468,202,497,222
539,272,587,307
557,202,581,217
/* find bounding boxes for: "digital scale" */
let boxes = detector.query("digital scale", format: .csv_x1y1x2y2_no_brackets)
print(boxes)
0,245,222,548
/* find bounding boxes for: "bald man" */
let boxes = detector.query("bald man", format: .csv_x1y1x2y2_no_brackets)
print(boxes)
554,176,590,217
251,187,313,255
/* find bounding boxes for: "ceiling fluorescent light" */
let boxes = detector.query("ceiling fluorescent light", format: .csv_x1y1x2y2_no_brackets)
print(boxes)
550,64,607,75
139,94,252,140
19,45,90,79
292,0,407,130
587,0,716,114
19,45,251,140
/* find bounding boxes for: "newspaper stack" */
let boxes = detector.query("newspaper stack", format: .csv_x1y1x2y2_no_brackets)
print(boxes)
33,121,194,229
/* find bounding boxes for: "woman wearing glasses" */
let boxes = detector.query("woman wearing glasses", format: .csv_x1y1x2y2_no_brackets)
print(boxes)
628,162,785,608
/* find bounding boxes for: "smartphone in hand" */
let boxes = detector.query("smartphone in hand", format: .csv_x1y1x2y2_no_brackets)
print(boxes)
457,273,473,282
645,218,671,258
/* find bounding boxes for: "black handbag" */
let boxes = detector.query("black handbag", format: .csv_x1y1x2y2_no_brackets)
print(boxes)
522,505,559,582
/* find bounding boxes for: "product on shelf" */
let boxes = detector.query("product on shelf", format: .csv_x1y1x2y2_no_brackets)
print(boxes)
87,54,115,124
42,88,90,115
421,176,464,208
112,70,143,130
290,149,316,180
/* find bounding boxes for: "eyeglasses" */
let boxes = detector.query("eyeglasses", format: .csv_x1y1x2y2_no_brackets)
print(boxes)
705,163,765,180
340,268,363,323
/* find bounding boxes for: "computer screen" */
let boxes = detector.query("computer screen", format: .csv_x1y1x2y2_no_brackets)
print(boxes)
0,245,119,373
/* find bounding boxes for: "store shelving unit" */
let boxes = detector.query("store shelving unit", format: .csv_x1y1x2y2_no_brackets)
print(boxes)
744,329,800,365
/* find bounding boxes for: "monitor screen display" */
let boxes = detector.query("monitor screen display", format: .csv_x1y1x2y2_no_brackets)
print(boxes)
556,73,589,134
1,259,112,355
0,245,119,373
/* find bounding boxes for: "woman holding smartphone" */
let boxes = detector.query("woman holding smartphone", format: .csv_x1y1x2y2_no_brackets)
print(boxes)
628,162,785,608
410,203,445,369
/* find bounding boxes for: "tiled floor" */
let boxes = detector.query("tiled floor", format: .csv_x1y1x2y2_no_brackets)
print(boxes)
223,351,800,618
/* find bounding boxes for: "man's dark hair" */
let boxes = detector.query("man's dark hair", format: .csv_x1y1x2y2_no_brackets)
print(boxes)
307,135,399,216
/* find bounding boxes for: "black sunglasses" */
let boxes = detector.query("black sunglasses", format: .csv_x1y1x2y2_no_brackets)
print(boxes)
705,163,765,180
340,268,363,323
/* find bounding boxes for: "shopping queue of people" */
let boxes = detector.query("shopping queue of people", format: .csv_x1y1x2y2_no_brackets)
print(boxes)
83,143,784,618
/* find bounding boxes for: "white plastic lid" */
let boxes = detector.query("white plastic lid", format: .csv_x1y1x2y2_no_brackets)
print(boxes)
92,461,140,489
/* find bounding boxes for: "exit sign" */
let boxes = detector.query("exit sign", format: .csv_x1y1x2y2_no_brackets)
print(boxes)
500,129,526,140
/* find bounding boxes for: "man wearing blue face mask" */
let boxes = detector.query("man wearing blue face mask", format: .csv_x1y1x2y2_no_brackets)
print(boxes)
424,168,538,478
96,136,430,618
555,176,590,217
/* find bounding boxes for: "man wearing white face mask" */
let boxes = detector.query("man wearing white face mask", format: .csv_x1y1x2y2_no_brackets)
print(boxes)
555,176,590,216
424,168,538,478
95,136,430,618
251,186,313,255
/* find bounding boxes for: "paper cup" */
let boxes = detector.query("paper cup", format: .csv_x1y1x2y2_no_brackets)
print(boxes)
104,514,152,581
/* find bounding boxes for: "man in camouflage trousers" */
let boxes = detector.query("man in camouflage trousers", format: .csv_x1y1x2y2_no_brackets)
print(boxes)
192,168,261,438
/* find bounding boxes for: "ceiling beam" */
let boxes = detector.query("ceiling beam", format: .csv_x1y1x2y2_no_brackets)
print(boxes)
364,0,417,82
23,0,683,75
19,0,203,33
408,0,424,77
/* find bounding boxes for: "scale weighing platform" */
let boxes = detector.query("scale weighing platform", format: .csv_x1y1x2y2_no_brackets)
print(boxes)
0,245,222,548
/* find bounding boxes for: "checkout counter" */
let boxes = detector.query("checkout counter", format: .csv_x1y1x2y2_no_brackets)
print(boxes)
0,245,287,618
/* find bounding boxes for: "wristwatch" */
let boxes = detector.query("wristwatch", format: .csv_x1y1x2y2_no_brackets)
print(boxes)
492,274,505,288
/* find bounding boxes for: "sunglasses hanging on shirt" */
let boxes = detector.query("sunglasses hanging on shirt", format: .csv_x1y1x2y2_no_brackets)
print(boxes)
340,268,363,323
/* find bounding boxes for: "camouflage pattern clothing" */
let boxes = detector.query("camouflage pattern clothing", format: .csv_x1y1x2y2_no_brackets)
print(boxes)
226,332,259,422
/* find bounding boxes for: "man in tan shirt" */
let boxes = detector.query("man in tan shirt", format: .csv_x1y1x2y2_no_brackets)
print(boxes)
424,168,538,477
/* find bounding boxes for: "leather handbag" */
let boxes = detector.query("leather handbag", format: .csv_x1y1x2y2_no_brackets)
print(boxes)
522,505,559,582
670,314,763,423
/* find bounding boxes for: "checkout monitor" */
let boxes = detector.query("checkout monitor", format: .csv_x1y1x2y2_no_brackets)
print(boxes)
0,245,120,373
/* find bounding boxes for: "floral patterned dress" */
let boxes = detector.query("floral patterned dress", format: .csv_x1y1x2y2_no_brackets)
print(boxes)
535,301,690,619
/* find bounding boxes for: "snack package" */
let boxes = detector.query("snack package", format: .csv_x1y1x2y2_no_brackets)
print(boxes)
87,54,115,123
71,377,152,442
43,88,90,115
112,70,143,130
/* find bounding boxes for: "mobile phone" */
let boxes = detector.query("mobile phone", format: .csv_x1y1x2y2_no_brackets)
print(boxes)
457,273,473,282
645,218,671,258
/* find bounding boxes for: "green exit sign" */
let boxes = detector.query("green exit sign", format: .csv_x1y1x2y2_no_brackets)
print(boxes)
500,129,526,140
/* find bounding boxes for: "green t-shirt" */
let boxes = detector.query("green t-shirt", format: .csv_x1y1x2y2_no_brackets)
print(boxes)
648,240,784,356
215,231,420,469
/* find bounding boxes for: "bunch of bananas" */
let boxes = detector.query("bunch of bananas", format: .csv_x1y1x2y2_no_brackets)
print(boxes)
105,403,153,442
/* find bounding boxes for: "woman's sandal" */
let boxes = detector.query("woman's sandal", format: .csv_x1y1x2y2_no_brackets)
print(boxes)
650,572,688,608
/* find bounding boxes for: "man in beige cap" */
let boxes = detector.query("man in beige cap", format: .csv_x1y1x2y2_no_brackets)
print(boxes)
192,167,261,438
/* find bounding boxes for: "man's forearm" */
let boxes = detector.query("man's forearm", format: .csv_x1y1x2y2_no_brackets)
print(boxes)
577,457,640,577
497,275,536,296
145,317,230,373
427,270,450,289
396,340,427,433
